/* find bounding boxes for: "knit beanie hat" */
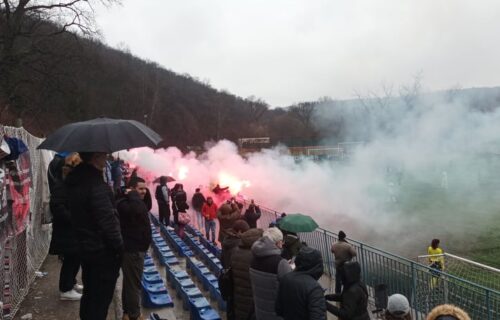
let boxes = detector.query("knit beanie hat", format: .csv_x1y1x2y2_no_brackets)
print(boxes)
387,294,410,317
263,227,283,242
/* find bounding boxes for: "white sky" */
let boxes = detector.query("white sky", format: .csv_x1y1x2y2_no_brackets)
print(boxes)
96,0,500,106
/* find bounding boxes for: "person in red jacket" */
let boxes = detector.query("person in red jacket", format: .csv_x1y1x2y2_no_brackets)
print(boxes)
202,197,218,243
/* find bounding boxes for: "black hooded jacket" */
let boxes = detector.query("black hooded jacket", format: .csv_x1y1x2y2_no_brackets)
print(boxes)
48,155,78,255
116,190,152,252
326,261,369,320
65,163,123,257
275,247,326,320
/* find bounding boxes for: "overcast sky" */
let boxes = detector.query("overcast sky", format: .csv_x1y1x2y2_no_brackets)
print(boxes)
96,0,500,106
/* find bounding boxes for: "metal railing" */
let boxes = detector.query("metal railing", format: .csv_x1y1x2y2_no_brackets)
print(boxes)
254,205,500,320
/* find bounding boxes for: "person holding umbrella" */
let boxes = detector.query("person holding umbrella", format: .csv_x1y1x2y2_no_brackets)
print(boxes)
38,117,163,320
278,213,318,261
66,152,124,320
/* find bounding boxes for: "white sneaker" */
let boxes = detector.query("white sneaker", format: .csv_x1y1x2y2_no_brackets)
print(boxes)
74,284,83,291
166,226,175,231
60,289,82,301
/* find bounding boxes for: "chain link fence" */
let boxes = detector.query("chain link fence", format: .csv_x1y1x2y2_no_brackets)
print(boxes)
0,126,51,320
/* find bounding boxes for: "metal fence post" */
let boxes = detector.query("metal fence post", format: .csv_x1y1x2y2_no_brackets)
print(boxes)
411,262,418,319
359,243,367,282
322,230,333,277
486,289,492,320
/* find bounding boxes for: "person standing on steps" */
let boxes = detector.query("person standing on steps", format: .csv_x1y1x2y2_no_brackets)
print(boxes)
244,199,261,229
66,152,123,320
48,152,83,301
191,187,206,231
202,196,218,243
117,177,152,320
155,176,170,225
331,230,357,294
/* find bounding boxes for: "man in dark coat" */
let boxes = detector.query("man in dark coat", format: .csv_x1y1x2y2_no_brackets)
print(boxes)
244,199,261,228
275,247,326,320
155,176,170,225
250,227,292,320
66,152,123,320
221,220,250,269
229,228,264,320
325,261,370,320
48,152,82,300
191,187,206,230
117,177,152,320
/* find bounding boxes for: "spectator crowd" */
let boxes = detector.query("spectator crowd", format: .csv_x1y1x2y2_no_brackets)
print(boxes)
47,151,472,320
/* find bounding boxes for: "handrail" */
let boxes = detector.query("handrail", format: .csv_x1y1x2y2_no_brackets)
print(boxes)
320,227,500,295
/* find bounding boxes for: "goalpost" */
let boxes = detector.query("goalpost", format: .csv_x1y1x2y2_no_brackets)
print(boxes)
417,253,500,291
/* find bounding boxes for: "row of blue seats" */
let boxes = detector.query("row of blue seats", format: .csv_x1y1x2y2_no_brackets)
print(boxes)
166,266,221,320
185,255,226,311
184,231,223,275
142,254,174,308
185,224,222,258
150,224,180,267
160,224,195,257
149,213,195,257
149,213,223,320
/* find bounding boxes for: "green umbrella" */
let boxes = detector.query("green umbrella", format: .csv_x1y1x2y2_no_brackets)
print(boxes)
277,213,319,233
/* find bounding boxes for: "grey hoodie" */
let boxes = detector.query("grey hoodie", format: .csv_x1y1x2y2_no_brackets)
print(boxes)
249,236,292,320
251,236,292,276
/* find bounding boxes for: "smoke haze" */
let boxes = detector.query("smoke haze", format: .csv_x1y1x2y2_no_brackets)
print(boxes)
121,88,500,260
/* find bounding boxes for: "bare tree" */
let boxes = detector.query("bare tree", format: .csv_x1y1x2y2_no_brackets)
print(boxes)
399,71,423,110
0,0,119,117
244,95,268,124
288,101,318,141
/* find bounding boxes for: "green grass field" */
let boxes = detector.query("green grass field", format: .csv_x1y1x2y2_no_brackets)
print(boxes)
351,157,500,270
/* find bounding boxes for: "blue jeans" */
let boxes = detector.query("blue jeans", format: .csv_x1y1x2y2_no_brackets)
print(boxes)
195,210,205,231
205,220,216,242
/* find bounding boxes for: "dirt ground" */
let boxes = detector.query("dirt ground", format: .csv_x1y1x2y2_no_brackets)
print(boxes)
12,255,117,320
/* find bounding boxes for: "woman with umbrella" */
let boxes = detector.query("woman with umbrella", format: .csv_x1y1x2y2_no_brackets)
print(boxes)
278,213,319,261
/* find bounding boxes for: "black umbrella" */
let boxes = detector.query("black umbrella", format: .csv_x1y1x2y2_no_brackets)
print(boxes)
37,118,162,153
153,176,176,183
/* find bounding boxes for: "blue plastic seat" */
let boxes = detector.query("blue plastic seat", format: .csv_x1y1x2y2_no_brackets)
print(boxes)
143,266,157,273
180,286,203,310
143,273,163,283
193,307,221,320
190,296,210,309
142,281,167,293
165,257,179,266
142,290,174,308
201,274,217,290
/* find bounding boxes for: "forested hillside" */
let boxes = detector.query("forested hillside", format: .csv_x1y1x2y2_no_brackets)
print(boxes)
0,1,320,147
2,1,500,148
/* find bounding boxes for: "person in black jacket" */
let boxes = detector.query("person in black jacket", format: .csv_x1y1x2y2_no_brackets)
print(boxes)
191,188,206,230
325,261,370,320
243,199,261,228
173,184,188,225
48,152,82,301
66,152,123,320
117,177,152,320
155,176,170,225
275,246,326,320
